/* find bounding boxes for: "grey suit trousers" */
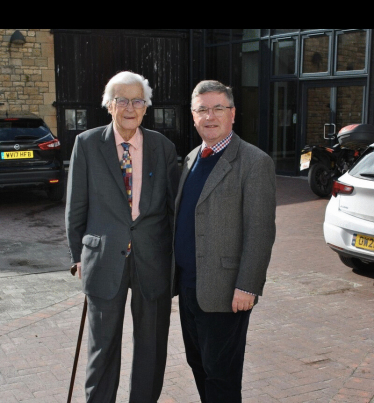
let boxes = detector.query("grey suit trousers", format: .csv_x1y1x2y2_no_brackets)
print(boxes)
85,253,171,403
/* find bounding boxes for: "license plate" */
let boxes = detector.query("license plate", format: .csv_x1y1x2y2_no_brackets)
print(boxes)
352,233,374,252
1,150,34,159
300,152,312,171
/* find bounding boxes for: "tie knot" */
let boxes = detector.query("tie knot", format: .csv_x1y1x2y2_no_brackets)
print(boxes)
122,142,130,151
201,147,213,158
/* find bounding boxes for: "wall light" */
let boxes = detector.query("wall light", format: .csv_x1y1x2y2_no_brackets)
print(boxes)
9,30,26,46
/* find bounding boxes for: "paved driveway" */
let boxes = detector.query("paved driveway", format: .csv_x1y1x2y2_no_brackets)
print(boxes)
0,176,373,402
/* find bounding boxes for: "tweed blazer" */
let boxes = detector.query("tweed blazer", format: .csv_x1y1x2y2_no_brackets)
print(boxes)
173,133,276,312
65,123,179,301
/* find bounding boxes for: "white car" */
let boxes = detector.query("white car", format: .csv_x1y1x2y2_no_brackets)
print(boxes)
323,144,374,271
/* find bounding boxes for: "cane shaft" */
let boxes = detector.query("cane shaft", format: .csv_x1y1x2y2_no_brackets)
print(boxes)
67,296,87,403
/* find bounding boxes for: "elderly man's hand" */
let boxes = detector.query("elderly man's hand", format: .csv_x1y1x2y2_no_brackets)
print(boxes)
232,289,255,313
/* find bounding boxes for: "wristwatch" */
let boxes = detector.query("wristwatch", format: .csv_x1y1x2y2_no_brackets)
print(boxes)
70,263,78,276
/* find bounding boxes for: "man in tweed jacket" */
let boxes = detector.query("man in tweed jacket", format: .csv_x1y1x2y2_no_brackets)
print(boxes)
174,80,276,402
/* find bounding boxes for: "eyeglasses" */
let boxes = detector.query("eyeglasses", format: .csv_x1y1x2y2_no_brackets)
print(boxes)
114,97,146,109
192,106,233,117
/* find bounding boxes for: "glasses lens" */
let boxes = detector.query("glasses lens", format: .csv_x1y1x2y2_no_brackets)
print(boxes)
116,98,129,107
213,107,225,116
196,108,208,116
132,99,145,109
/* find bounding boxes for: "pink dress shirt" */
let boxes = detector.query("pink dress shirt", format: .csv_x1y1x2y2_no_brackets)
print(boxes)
114,127,143,221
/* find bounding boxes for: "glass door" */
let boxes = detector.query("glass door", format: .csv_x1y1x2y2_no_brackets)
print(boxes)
301,81,366,149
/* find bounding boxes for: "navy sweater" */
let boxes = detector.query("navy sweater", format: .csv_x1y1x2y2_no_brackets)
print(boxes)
174,149,224,288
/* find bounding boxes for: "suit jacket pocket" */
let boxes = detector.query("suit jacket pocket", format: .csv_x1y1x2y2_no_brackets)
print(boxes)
220,256,240,270
82,234,101,248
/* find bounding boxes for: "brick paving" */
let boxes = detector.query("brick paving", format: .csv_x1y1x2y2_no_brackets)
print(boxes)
0,176,373,402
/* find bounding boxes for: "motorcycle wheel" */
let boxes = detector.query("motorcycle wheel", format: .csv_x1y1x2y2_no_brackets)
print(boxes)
308,162,333,197
339,255,374,272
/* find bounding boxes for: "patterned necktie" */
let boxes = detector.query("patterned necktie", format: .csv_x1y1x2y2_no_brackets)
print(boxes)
121,142,132,256
121,143,132,207
201,147,213,158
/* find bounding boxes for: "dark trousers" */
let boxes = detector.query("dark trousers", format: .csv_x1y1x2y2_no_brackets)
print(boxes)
179,286,251,403
85,253,171,403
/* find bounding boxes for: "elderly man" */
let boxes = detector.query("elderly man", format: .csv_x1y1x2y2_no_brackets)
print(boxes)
174,80,276,402
65,71,179,402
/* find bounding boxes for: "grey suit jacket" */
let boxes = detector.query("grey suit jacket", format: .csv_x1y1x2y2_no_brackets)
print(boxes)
174,133,276,312
65,123,179,301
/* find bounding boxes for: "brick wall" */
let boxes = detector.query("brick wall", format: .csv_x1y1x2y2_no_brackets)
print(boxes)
0,29,57,136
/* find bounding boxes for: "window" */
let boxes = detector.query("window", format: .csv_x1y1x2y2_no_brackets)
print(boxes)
154,108,176,130
65,109,87,130
272,37,297,76
302,33,331,74
336,30,367,72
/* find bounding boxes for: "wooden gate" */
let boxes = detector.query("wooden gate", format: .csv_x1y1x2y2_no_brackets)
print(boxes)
53,29,195,162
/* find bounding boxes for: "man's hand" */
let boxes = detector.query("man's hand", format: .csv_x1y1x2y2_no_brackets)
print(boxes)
232,289,255,313
71,262,82,279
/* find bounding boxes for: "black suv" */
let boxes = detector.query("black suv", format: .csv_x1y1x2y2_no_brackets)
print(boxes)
0,111,65,201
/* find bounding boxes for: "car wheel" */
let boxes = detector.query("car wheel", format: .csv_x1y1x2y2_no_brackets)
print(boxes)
339,255,374,271
47,181,65,202
308,162,333,197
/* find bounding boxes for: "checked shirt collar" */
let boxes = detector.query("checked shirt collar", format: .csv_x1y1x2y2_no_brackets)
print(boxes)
201,131,233,156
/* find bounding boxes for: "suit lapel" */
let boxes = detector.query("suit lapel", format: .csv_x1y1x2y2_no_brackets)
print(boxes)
99,123,129,201
135,127,157,222
175,147,199,211
197,133,240,206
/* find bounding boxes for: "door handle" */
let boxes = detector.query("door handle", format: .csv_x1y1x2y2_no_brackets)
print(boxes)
324,123,336,139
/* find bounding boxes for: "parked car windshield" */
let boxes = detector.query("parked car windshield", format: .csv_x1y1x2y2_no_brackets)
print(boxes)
0,119,51,141
349,146,374,179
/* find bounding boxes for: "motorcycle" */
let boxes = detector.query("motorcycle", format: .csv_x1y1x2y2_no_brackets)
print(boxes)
300,123,374,197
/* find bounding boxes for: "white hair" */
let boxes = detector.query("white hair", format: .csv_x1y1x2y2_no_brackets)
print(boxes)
101,71,153,108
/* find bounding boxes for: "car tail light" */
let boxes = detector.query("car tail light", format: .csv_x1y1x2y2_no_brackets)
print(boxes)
331,180,354,197
38,138,61,150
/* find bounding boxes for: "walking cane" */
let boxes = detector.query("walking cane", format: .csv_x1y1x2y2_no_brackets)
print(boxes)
67,264,87,403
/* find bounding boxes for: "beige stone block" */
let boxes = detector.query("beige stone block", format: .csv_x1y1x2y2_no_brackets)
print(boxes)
9,58,22,66
42,69,55,82
39,104,56,116
22,59,35,66
7,92,17,99
0,75,11,82
36,30,53,44
24,87,38,95
8,50,23,58
9,105,22,112
29,95,43,100
31,74,42,82
47,57,55,70
35,58,48,67
1,67,13,74
31,49,42,57
41,43,54,58
44,114,57,127
44,92,55,105
35,82,49,88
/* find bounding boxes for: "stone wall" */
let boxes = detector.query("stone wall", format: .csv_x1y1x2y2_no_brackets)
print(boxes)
0,29,57,136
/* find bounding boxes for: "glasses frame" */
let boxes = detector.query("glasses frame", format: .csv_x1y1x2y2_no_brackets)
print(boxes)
114,97,147,109
192,106,233,117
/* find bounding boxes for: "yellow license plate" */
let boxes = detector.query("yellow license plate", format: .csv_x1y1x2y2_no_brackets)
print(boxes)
300,151,312,170
1,150,34,159
353,234,374,252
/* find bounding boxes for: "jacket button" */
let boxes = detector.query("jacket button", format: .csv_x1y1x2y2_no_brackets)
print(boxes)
121,250,126,255
130,226,135,230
